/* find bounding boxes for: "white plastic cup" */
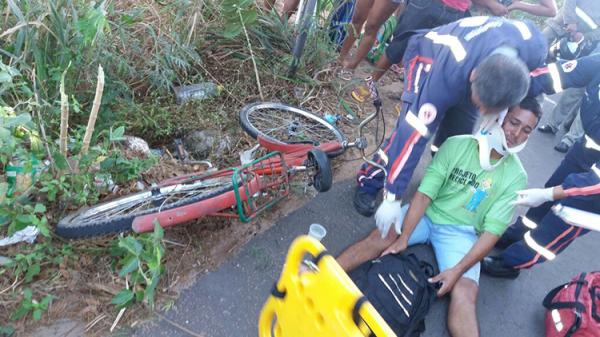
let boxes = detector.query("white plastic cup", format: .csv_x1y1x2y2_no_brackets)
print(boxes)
308,223,327,241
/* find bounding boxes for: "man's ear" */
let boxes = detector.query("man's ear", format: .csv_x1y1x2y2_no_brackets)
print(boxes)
469,69,477,83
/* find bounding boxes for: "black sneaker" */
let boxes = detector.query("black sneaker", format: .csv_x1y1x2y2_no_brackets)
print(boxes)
554,141,570,153
537,124,556,134
353,188,376,217
481,256,520,279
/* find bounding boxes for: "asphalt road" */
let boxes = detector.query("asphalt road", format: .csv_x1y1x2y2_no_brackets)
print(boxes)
134,96,599,337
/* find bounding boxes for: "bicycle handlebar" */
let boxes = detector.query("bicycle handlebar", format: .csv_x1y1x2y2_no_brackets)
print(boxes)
356,90,387,180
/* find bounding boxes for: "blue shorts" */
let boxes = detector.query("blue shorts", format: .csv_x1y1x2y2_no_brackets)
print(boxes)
400,204,480,283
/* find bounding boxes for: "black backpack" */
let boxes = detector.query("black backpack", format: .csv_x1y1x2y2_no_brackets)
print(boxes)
349,253,437,337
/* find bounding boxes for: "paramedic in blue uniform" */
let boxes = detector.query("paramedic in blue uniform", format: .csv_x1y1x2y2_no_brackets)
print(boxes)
354,16,548,235
483,54,600,279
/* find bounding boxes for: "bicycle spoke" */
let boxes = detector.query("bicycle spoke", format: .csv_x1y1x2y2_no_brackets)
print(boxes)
75,177,233,223
247,108,337,143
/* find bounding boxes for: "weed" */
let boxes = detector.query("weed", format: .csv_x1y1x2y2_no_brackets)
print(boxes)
10,288,53,322
110,221,165,310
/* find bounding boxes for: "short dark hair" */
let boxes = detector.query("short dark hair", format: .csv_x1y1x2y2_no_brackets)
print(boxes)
517,97,542,121
472,54,530,110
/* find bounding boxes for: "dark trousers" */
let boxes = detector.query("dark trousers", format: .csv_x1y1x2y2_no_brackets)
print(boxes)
500,139,600,268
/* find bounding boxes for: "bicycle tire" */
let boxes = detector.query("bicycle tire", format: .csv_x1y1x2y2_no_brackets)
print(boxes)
307,149,332,192
56,172,237,239
287,0,318,77
239,102,346,157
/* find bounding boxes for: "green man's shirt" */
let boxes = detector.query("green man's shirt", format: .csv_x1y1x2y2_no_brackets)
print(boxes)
418,135,527,236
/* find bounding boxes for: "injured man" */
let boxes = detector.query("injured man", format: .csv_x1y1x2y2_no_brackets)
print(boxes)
337,97,542,337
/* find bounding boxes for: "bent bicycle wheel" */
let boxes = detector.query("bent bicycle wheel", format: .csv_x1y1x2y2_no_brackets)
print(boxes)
56,171,237,239
287,0,318,77
239,102,346,157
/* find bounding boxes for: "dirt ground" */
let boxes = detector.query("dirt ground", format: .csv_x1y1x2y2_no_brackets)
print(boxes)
23,61,404,337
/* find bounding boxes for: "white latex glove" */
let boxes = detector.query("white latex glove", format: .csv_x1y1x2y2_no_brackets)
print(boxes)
512,188,554,207
375,199,403,238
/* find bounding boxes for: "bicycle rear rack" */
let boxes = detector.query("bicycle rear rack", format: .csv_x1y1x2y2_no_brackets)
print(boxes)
233,151,290,222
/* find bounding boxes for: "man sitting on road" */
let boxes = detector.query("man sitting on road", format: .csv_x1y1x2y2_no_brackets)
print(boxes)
339,98,542,337
354,17,548,241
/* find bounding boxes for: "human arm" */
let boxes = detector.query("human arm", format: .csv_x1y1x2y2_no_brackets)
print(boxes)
429,232,499,296
508,0,557,18
528,54,600,97
381,191,432,255
514,160,600,207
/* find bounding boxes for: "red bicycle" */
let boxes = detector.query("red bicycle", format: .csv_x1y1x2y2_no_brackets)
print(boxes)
56,100,386,239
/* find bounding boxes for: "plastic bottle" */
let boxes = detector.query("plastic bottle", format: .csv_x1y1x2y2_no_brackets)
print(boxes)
173,82,223,104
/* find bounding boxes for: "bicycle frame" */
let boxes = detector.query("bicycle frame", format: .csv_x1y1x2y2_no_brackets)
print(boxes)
131,137,344,233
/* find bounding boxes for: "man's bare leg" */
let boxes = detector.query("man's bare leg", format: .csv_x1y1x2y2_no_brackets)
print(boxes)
337,0,373,64
371,53,393,82
337,228,397,271
447,278,480,337
343,0,400,70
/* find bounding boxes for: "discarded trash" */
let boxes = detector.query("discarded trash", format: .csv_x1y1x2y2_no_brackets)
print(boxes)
293,87,305,100
308,223,327,241
94,173,117,193
135,181,146,191
150,148,165,157
0,225,39,247
122,135,151,156
324,114,340,124
5,156,39,198
240,144,261,165
183,130,231,160
173,82,223,104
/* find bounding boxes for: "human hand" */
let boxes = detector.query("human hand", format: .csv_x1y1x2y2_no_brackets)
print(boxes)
428,267,462,297
381,236,408,256
375,199,403,238
512,187,554,207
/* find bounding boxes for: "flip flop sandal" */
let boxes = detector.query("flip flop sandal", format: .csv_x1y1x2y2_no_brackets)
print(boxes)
351,85,370,103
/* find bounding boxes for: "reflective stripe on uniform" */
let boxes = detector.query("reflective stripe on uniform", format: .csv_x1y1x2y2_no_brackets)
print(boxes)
377,149,389,165
593,164,600,178
548,63,563,93
425,31,467,62
576,7,598,30
522,216,538,229
510,20,532,40
585,135,600,151
524,231,557,261
388,131,421,184
405,111,429,137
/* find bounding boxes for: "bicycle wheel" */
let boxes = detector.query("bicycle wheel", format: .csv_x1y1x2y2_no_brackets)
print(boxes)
287,0,318,77
239,102,346,157
56,172,237,239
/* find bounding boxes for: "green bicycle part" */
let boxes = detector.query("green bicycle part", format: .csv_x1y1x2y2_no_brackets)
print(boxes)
232,151,290,223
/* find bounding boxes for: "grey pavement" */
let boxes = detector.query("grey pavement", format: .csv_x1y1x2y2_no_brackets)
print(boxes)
134,98,598,337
